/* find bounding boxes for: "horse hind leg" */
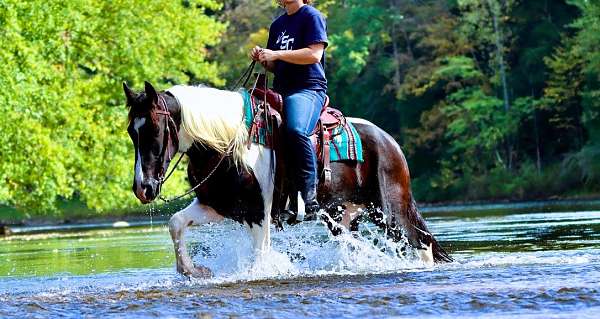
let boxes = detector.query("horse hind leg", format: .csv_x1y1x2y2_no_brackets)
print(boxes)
168,198,224,278
321,202,365,235
376,168,452,264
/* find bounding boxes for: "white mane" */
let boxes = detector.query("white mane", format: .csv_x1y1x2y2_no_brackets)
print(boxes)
167,85,248,166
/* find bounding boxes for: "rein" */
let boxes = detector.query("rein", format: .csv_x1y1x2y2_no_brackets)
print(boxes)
158,142,235,203
156,62,263,203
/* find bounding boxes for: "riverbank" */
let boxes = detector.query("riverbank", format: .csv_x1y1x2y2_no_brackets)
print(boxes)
0,198,188,229
419,198,600,214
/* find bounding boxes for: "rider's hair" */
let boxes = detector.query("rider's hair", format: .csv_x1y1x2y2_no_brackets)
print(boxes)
277,0,313,6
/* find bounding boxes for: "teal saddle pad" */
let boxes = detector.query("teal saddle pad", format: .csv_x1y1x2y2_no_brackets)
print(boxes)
241,90,363,162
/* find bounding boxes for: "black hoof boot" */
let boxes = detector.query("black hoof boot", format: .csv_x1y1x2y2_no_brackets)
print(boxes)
304,200,320,221
281,209,302,225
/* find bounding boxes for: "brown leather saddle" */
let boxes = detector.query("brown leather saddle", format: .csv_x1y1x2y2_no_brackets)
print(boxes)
251,83,346,191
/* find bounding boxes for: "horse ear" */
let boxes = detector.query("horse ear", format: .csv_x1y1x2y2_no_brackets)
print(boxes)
144,81,158,104
123,82,136,106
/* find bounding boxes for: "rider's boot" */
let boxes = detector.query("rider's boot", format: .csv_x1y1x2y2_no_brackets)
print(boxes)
302,185,320,220
283,186,320,225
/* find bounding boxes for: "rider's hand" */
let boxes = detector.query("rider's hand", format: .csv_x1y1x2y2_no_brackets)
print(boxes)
259,49,280,63
250,46,263,61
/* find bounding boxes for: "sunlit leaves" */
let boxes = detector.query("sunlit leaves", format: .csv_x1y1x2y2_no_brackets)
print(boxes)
0,0,224,213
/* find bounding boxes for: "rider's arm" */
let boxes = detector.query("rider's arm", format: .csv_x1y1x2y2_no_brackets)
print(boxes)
259,43,325,65
277,44,325,64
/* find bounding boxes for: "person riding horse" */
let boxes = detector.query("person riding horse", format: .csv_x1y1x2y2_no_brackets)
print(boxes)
250,0,327,217
123,0,451,278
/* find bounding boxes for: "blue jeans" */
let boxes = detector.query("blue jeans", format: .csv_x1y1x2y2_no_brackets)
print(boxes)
282,89,326,200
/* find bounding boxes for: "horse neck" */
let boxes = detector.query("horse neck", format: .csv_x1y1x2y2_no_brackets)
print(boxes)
186,141,234,175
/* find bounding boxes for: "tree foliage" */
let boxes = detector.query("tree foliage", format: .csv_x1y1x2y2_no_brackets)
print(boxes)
2,0,599,214
0,0,224,213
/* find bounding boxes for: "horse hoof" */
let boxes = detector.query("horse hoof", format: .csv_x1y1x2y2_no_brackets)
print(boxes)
184,266,213,279
418,242,434,266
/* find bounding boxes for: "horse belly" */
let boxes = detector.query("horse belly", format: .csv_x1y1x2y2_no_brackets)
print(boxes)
325,162,365,201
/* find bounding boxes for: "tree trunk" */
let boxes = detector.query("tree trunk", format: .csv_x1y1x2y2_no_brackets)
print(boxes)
528,86,541,174
390,0,405,95
487,0,513,169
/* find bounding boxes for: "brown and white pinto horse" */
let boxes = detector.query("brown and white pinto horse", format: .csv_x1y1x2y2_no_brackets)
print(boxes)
124,81,451,277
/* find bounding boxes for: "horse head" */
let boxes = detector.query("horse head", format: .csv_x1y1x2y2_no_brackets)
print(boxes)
124,81,180,203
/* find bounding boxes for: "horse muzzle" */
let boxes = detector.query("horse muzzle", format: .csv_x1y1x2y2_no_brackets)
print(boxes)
134,178,160,204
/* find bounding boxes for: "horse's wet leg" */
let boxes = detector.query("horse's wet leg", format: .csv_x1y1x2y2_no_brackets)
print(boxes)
376,178,435,264
245,187,273,256
244,144,274,255
321,203,364,236
340,203,364,230
168,198,224,278
246,212,271,255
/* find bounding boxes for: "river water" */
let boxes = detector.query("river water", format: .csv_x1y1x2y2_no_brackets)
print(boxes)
1,209,599,318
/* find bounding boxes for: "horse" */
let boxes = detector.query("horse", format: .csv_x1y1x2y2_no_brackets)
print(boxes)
123,81,451,277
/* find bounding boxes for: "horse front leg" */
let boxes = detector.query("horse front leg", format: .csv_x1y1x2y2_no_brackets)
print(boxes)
246,208,271,255
168,198,224,278
246,175,273,255
245,145,274,254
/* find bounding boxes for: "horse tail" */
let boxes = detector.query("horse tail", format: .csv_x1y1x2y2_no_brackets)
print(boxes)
406,196,453,263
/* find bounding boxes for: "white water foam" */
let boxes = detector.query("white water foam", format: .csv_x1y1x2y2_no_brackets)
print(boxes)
454,250,596,269
186,220,429,283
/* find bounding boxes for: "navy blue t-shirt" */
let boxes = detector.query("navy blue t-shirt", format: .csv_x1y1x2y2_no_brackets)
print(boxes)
267,5,328,95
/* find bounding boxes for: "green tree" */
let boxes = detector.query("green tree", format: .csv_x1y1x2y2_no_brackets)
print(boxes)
556,0,600,186
0,0,225,213
212,0,278,85
569,0,600,142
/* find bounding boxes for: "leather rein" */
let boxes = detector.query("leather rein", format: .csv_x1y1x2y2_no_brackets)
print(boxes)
156,62,260,203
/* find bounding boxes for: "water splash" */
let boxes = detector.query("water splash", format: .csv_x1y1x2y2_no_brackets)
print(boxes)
186,219,427,283
148,202,155,229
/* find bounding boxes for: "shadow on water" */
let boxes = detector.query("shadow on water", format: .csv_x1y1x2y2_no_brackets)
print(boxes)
1,208,600,318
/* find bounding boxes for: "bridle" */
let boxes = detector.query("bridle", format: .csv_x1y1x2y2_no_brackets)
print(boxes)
153,94,181,200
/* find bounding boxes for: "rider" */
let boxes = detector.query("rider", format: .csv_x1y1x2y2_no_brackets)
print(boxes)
250,0,327,216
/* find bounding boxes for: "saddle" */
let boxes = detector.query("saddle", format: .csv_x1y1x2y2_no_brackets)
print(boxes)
249,78,345,191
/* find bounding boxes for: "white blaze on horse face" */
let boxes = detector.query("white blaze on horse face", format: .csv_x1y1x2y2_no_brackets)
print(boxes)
243,144,274,252
133,117,146,191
